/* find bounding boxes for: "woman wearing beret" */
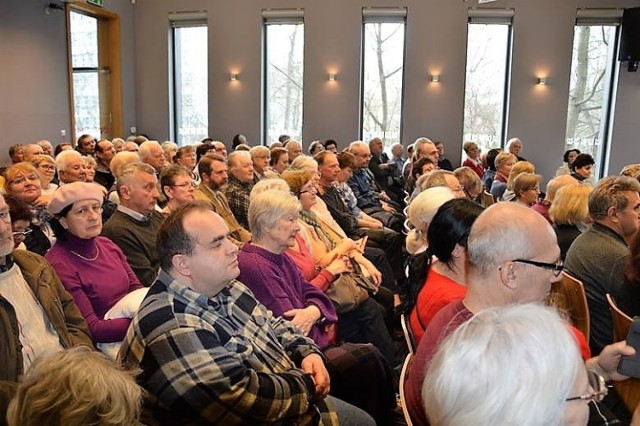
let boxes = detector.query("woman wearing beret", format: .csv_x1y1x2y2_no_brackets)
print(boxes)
45,182,143,347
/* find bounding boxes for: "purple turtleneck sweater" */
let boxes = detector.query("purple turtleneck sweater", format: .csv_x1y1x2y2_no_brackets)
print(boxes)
237,243,338,350
45,234,142,343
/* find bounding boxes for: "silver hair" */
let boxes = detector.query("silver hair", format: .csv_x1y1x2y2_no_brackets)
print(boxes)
423,304,580,426
55,149,83,172
423,170,455,190
138,140,162,161
289,155,318,173
250,178,290,202
227,150,251,169
116,162,156,193
467,203,536,276
248,189,301,241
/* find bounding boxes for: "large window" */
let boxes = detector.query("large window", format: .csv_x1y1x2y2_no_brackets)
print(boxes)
171,13,208,145
263,10,304,145
462,10,513,156
361,8,406,147
68,6,121,141
564,11,620,178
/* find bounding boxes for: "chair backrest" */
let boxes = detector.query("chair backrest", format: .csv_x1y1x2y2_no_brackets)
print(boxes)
483,191,495,207
547,272,590,342
606,294,640,413
400,313,417,356
399,353,415,426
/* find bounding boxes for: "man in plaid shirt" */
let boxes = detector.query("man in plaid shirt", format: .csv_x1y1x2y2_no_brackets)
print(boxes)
119,202,373,425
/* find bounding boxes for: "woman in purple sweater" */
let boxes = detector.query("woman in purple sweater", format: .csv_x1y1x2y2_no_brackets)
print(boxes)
45,182,142,345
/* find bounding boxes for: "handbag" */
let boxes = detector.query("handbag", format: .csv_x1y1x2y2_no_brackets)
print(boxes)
326,271,372,314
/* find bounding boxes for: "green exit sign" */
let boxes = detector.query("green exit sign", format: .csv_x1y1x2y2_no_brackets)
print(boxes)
87,0,104,7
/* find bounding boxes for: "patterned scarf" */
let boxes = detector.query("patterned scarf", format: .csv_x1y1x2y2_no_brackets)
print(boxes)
299,209,336,250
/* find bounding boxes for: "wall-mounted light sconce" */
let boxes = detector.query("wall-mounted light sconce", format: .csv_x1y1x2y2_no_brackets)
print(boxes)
328,73,337,82
430,74,441,83
536,77,547,85
229,73,239,82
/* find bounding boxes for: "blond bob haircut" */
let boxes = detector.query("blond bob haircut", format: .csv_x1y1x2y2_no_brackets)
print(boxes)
513,173,541,197
248,189,301,240
7,346,142,426
550,184,592,226
507,161,535,189
454,166,483,195
494,152,517,171
30,154,55,169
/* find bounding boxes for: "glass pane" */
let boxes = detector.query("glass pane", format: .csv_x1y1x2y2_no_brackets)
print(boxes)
462,24,510,156
265,23,304,145
73,71,101,137
564,25,617,179
362,22,405,147
70,11,98,68
174,26,209,145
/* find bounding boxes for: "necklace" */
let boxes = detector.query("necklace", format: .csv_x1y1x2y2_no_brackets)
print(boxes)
70,244,100,262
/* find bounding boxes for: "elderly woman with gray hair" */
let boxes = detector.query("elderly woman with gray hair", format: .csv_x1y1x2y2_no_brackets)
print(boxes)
237,187,397,423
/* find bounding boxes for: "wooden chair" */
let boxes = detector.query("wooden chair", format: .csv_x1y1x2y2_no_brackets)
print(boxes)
400,313,417,355
607,294,640,413
483,191,495,207
398,353,414,426
546,272,590,342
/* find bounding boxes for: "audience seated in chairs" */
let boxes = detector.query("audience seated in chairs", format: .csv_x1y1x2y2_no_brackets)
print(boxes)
7,347,142,426
45,182,146,357
238,188,398,424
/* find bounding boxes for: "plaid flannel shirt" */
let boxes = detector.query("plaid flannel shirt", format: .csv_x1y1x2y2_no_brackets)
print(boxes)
223,176,253,230
119,270,337,425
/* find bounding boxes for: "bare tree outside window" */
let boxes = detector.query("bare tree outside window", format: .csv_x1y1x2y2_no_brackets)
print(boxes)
361,22,405,147
70,12,101,139
564,25,617,178
462,24,511,157
173,26,208,145
265,23,304,145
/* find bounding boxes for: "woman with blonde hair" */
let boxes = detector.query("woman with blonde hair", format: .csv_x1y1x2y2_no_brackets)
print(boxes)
7,346,142,426
454,166,483,203
550,183,593,259
501,160,535,201
489,152,517,200
513,172,542,207
4,162,54,254
31,154,58,195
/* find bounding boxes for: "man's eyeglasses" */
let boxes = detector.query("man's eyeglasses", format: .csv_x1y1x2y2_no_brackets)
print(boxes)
512,258,564,277
12,229,33,238
566,370,608,403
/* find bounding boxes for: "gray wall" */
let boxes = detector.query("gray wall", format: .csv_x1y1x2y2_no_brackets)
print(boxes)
0,0,136,163
1,0,639,182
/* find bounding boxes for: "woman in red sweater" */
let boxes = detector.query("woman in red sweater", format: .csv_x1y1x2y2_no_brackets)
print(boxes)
408,199,484,343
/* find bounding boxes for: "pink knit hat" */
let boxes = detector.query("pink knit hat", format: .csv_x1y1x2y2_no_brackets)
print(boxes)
47,182,105,216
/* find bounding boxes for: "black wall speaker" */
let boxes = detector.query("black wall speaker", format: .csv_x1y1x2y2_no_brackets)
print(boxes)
619,7,640,71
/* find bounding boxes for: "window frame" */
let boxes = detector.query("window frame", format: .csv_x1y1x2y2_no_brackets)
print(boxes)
66,3,122,143
565,9,622,178
262,9,305,146
461,9,514,157
169,12,209,145
359,7,408,148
